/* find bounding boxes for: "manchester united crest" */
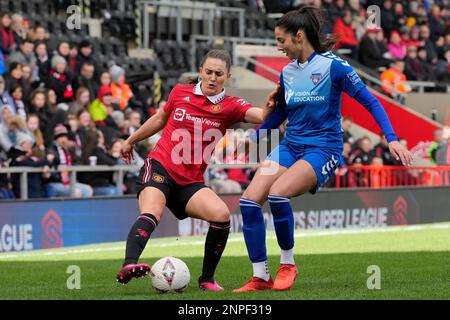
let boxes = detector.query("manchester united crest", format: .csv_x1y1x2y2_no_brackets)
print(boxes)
152,173,165,183
210,104,222,113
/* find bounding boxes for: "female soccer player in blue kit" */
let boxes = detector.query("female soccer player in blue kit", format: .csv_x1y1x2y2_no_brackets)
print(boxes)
233,6,413,292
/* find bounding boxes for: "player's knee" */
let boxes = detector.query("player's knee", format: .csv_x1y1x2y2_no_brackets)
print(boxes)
241,190,261,203
142,208,163,222
214,206,230,222
268,184,291,198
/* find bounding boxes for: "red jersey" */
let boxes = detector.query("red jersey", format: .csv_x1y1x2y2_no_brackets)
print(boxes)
149,83,253,185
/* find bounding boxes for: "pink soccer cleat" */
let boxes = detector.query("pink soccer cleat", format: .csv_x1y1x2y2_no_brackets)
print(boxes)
116,263,151,284
199,280,224,291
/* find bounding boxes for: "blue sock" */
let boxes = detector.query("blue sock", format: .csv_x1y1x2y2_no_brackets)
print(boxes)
268,195,294,251
240,198,267,263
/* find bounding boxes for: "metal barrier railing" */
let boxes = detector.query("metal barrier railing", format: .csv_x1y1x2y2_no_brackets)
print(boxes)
1,164,449,200
0,165,139,200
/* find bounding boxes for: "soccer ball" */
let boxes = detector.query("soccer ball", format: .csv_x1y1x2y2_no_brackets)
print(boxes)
150,257,190,293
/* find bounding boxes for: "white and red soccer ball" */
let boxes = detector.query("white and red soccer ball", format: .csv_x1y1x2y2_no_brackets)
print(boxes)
150,257,190,293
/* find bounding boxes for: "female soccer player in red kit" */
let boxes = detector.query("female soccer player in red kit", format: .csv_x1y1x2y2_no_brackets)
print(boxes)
116,49,279,291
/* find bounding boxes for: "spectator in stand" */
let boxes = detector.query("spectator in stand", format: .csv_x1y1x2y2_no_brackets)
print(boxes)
380,0,396,37
109,64,133,110
111,138,143,194
419,24,438,65
393,2,407,33
68,43,78,75
350,136,375,165
46,87,58,112
54,41,70,64
127,110,141,135
69,86,90,115
34,41,51,85
348,0,366,41
10,13,26,45
0,105,14,153
359,28,392,69
10,134,51,198
31,25,48,45
341,141,352,166
89,85,120,125
1,114,33,149
79,128,120,196
0,75,14,113
29,88,49,127
209,167,242,194
72,62,98,101
76,109,94,146
21,64,33,99
404,45,430,82
427,129,444,164
380,59,412,100
7,38,36,71
45,124,93,198
4,62,25,93
436,135,450,166
26,113,45,152
414,5,429,26
327,0,345,29
417,46,436,81
341,115,355,145
404,26,421,49
387,31,407,60
333,9,359,59
47,55,74,103
0,13,15,58
100,71,112,87
428,4,446,42
75,40,99,79
10,84,27,121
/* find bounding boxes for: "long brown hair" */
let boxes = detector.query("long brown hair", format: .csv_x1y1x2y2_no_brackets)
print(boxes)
276,6,336,53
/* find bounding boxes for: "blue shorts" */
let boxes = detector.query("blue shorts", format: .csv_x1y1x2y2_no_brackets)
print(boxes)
266,140,342,194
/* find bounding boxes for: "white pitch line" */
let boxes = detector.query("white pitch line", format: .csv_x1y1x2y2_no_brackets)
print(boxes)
0,223,449,260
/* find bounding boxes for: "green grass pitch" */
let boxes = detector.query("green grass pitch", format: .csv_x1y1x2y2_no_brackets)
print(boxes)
0,222,449,300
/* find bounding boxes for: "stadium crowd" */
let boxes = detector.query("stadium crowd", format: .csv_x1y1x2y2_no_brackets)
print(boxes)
262,0,449,96
0,11,164,199
0,0,449,199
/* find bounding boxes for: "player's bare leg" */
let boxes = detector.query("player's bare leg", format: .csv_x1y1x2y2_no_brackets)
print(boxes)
185,187,231,291
268,160,317,290
117,187,166,284
233,160,287,293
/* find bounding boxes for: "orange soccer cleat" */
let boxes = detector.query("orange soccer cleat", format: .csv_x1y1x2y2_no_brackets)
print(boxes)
273,264,298,291
232,277,274,293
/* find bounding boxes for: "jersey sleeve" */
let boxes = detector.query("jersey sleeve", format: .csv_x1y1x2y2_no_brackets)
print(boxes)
250,73,288,143
163,84,179,114
331,59,365,97
229,97,253,123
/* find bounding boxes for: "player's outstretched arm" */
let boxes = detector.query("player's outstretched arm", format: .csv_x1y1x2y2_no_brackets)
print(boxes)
354,87,413,166
244,84,280,124
121,108,170,164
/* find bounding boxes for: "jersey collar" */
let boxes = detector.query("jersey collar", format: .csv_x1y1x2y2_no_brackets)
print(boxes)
296,51,317,69
193,81,226,104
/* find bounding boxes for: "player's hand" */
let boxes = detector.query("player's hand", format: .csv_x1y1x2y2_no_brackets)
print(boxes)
265,83,281,109
120,140,135,165
389,141,413,166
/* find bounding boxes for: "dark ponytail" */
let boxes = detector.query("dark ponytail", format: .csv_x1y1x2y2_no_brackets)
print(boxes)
276,6,336,53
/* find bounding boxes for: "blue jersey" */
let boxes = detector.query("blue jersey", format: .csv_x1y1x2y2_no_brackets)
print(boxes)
279,51,365,148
